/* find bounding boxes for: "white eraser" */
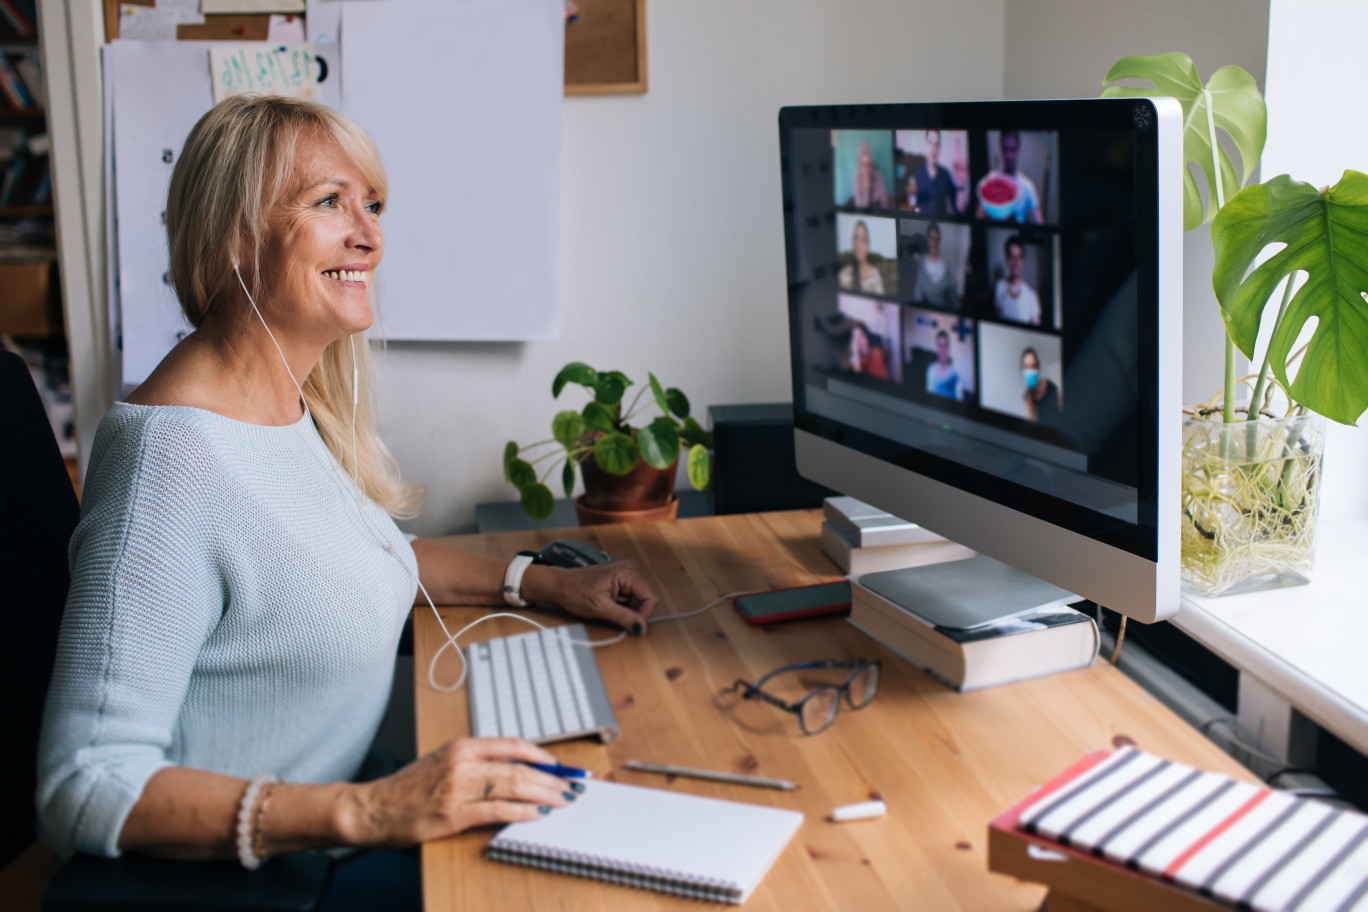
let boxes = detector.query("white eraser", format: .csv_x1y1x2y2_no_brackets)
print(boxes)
830,799,886,822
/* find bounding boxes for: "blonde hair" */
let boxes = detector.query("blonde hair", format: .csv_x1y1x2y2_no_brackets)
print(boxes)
165,94,423,518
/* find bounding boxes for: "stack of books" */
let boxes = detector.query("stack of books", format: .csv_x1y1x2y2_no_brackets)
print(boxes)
820,495,974,574
0,129,49,208
0,45,42,111
848,555,1099,692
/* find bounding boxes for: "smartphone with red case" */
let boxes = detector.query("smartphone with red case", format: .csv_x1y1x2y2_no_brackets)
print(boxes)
733,580,852,625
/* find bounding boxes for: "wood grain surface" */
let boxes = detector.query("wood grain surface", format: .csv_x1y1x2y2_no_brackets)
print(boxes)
414,510,1253,911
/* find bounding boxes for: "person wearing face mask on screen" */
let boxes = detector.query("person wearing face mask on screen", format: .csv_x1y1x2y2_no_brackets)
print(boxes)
1020,347,1061,424
35,95,661,911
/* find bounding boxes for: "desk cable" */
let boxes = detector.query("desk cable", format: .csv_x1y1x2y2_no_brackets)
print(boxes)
423,589,760,693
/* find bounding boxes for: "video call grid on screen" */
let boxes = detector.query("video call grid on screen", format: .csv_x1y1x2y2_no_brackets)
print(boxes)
781,101,1162,554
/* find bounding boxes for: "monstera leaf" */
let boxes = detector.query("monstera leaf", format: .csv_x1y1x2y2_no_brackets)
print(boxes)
1102,52,1266,231
1212,171,1368,426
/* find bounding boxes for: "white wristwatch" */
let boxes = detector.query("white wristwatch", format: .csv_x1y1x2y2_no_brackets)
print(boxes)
502,553,536,607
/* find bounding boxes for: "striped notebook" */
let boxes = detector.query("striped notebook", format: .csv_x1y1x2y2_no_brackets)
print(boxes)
487,779,804,903
1002,746,1368,911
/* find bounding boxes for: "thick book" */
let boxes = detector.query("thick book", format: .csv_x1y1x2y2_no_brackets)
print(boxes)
848,582,1098,692
487,779,803,904
0,56,28,109
821,495,946,547
856,554,1079,629
821,520,974,575
0,0,35,39
12,54,43,108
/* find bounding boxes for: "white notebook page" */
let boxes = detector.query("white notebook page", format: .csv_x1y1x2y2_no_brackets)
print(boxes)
488,779,804,901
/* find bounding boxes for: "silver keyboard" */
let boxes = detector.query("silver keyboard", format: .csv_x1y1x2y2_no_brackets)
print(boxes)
467,623,620,745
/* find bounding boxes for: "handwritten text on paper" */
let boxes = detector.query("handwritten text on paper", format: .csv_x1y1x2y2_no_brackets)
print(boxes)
209,44,318,104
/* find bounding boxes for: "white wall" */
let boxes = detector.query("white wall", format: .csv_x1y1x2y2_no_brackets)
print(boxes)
1263,0,1368,520
1000,0,1271,407
381,0,1007,535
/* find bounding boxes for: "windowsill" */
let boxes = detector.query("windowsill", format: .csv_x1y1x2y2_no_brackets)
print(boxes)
1173,517,1368,757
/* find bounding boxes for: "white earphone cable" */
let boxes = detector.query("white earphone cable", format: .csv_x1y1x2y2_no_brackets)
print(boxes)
233,265,639,693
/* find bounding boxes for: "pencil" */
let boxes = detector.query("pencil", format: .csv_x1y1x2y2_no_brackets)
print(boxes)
624,759,800,791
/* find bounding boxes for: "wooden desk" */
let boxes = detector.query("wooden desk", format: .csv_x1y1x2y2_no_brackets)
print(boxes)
414,510,1254,911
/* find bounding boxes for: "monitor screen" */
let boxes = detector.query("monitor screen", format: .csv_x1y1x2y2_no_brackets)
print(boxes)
780,99,1181,622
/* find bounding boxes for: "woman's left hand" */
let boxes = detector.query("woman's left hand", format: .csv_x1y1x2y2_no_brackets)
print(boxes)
522,561,661,635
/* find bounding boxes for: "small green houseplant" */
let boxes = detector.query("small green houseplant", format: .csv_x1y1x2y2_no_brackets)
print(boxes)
503,362,713,521
1104,53,1368,594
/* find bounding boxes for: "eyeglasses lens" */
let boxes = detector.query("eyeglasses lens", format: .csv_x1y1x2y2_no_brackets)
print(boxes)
800,686,840,734
846,663,878,709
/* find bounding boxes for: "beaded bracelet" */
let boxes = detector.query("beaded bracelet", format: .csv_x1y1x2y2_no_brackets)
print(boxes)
252,780,279,863
236,773,278,871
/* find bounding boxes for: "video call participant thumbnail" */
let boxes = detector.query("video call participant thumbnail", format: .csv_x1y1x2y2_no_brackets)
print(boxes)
837,293,901,382
834,130,895,211
903,219,971,311
1019,347,1061,423
978,322,1062,423
838,213,898,297
904,308,975,403
895,129,968,216
987,230,1055,328
976,129,1056,225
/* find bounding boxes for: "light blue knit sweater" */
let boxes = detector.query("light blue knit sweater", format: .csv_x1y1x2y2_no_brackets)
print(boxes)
36,403,418,858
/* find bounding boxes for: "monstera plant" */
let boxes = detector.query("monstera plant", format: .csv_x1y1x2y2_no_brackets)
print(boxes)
503,363,713,522
1104,52,1368,594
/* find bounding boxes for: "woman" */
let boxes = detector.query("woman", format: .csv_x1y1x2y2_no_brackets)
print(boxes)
911,223,958,309
846,322,890,380
849,139,890,210
1021,347,1061,423
838,220,885,295
36,96,659,904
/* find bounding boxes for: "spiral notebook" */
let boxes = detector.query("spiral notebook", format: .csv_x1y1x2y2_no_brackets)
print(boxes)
486,779,804,904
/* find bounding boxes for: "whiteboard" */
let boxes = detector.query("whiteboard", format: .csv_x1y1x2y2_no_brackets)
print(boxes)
105,0,562,388
338,0,562,340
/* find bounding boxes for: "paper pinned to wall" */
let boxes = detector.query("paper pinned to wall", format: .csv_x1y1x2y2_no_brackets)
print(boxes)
117,0,205,39
267,14,306,43
339,0,563,340
202,0,305,14
209,43,318,103
159,0,206,25
117,4,181,40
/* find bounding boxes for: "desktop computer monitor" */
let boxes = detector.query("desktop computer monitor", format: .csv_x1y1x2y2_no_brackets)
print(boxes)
780,99,1182,623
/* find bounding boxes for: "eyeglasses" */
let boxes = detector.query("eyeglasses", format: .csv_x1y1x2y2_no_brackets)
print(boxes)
726,659,880,735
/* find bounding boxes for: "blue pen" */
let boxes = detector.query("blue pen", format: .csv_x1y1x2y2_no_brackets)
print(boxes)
519,761,590,779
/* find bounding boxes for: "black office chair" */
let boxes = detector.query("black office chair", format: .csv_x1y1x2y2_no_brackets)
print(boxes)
0,351,332,911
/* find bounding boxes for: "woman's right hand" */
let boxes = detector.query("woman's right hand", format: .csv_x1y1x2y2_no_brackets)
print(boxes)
340,737,578,848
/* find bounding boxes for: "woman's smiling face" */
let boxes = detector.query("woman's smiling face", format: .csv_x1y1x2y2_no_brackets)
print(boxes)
257,126,385,341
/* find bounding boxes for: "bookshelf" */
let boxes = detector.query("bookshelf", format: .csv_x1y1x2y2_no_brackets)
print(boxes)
1,17,77,493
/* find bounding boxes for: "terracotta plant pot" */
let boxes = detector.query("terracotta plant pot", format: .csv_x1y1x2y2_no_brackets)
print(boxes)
577,453,678,524
574,495,680,526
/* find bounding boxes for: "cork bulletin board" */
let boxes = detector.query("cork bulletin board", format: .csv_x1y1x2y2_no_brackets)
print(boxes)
106,0,649,95
564,0,648,95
